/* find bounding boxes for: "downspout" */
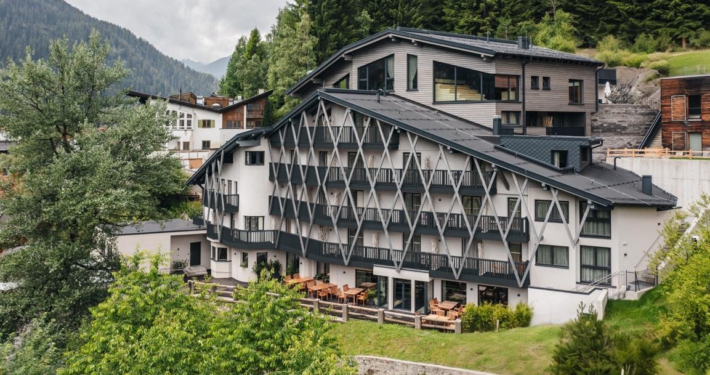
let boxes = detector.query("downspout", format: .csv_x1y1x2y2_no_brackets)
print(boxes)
594,65,604,114
522,60,532,135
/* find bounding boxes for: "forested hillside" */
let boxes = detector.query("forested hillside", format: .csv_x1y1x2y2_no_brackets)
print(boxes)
0,0,218,95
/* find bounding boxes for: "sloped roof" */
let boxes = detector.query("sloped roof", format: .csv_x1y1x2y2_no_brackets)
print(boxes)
127,89,273,113
189,90,676,208
119,219,205,235
287,27,602,95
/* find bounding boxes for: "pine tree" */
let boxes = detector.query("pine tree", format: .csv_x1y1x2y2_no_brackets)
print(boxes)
219,36,247,97
551,303,616,374
296,0,363,64
651,0,710,48
366,0,425,32
443,0,499,36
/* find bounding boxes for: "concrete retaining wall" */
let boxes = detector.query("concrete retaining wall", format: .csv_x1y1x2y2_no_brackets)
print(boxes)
528,287,607,326
609,157,710,208
354,356,495,375
591,104,658,160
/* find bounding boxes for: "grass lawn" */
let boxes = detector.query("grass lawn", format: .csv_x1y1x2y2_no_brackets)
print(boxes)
667,50,710,76
332,286,685,374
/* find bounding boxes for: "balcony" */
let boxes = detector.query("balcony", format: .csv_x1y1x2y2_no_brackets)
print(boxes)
546,126,585,136
269,126,398,150
269,163,495,196
202,191,239,213
204,222,529,288
192,215,205,227
269,196,529,243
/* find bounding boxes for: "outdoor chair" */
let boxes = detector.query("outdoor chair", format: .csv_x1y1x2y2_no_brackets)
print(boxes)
336,288,347,304
293,273,300,279
317,287,330,300
435,309,446,316
316,279,323,285
343,284,349,292
357,291,368,306
328,285,338,300
284,275,292,282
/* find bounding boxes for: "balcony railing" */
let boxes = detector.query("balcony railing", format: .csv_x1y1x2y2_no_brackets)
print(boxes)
192,215,205,227
546,126,585,136
268,163,495,194
203,190,239,213
198,218,528,287
269,126,398,149
270,196,529,242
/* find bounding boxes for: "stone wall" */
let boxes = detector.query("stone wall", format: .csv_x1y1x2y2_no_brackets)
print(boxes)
354,356,494,375
591,104,658,160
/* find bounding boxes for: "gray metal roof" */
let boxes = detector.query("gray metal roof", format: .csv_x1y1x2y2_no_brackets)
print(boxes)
287,28,602,95
119,219,205,235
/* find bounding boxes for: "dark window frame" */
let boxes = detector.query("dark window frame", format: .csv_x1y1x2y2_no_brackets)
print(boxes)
534,200,569,223
507,197,521,219
501,111,520,125
245,151,265,166
201,140,211,150
407,54,418,91
212,246,229,262
245,216,264,231
509,242,523,263
688,94,702,120
403,233,421,252
531,76,540,90
579,202,612,238
433,61,519,103
357,55,395,91
569,79,583,104
552,150,568,168
542,77,551,90
580,246,611,283
536,245,569,268
333,74,350,89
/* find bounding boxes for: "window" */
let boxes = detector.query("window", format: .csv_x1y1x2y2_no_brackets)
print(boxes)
689,95,702,120
501,111,520,125
355,270,377,288
531,76,540,90
245,216,264,230
508,197,521,218
245,151,264,165
535,200,569,222
178,112,193,129
581,146,589,162
404,193,421,213
580,202,611,238
318,151,329,167
671,95,687,121
348,229,363,247
569,80,583,104
542,77,551,90
478,285,508,305
536,245,569,267
198,119,215,128
509,242,523,263
434,61,519,102
442,281,467,305
357,55,394,91
462,196,481,216
247,103,262,111
212,246,228,261
242,252,248,266
407,55,418,90
225,120,241,129
580,246,611,283
201,140,211,150
182,141,190,151
246,120,261,128
256,252,268,266
552,150,568,168
333,74,349,89
403,234,421,252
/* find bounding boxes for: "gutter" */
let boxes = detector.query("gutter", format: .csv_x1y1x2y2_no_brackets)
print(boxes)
521,60,532,135
594,66,604,114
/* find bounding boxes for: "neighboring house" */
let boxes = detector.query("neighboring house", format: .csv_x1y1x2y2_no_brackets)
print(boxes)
128,89,272,170
658,75,710,151
287,27,603,137
187,87,676,325
116,219,210,274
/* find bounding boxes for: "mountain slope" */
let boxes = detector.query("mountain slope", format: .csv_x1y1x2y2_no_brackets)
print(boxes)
0,0,218,95
183,56,230,78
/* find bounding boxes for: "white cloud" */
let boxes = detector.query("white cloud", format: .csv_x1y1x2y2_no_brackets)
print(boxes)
64,0,287,63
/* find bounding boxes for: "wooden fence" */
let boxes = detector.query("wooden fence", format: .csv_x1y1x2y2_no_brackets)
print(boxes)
606,148,710,159
187,280,461,333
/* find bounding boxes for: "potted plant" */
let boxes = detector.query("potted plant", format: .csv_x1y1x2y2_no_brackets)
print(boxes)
240,259,248,268
286,261,297,277
269,260,282,277
365,289,377,305
171,259,188,274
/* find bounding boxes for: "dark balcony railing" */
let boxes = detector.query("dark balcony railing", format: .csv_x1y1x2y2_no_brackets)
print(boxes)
270,126,396,149
203,190,239,213
546,126,585,136
200,217,529,287
192,215,205,227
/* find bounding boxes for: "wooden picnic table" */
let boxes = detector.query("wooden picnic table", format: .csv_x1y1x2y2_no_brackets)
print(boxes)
309,283,335,292
422,314,453,326
437,301,459,311
287,277,314,289
344,288,364,304
359,282,377,289
449,293,466,301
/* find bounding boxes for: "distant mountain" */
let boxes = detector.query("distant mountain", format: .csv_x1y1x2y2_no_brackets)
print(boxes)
0,0,218,95
182,56,230,78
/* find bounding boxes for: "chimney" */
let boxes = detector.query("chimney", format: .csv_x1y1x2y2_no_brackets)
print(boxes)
641,175,653,195
492,116,502,135
517,36,531,50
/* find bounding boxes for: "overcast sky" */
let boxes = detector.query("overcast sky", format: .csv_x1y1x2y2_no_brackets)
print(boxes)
65,0,287,63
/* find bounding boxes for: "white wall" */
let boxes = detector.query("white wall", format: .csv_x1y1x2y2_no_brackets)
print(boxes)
115,231,208,272
528,287,607,325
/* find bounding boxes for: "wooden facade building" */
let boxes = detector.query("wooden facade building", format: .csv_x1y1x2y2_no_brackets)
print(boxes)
660,75,710,151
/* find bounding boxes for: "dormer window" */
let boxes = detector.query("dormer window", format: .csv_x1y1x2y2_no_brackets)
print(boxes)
552,150,568,168
333,74,349,89
357,55,394,91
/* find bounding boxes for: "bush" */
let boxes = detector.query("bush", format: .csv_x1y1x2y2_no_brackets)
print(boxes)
647,60,670,76
632,33,657,53
595,50,625,67
675,336,710,375
597,35,624,52
460,303,532,332
690,29,710,49
622,53,647,68
612,333,660,375
512,303,533,327
551,303,616,374
655,31,674,52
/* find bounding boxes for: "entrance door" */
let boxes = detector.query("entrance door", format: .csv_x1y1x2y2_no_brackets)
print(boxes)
689,133,702,152
393,278,412,311
189,242,201,266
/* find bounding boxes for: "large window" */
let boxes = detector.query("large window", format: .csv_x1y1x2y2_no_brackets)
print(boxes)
442,280,467,304
462,196,481,216
407,54,418,90
433,61,519,102
535,200,569,222
212,246,229,261
245,216,264,231
348,228,363,247
357,55,394,91
333,74,349,89
580,202,611,238
569,80,583,104
536,245,569,267
508,197,521,218
580,246,611,283
501,111,520,125
225,120,241,129
509,242,523,262
355,269,377,289
403,234,421,252
245,151,264,165
198,119,214,128
689,95,702,120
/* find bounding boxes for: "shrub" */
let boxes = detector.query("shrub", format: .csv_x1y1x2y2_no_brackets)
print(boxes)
645,52,671,63
632,33,657,53
597,35,624,52
622,53,647,68
512,303,533,327
551,303,615,374
612,333,660,375
690,29,710,49
675,336,710,375
647,60,670,76
655,31,674,52
595,50,625,67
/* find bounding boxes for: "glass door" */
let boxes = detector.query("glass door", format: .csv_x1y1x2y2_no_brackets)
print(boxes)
414,281,428,314
376,276,389,308
393,278,412,311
